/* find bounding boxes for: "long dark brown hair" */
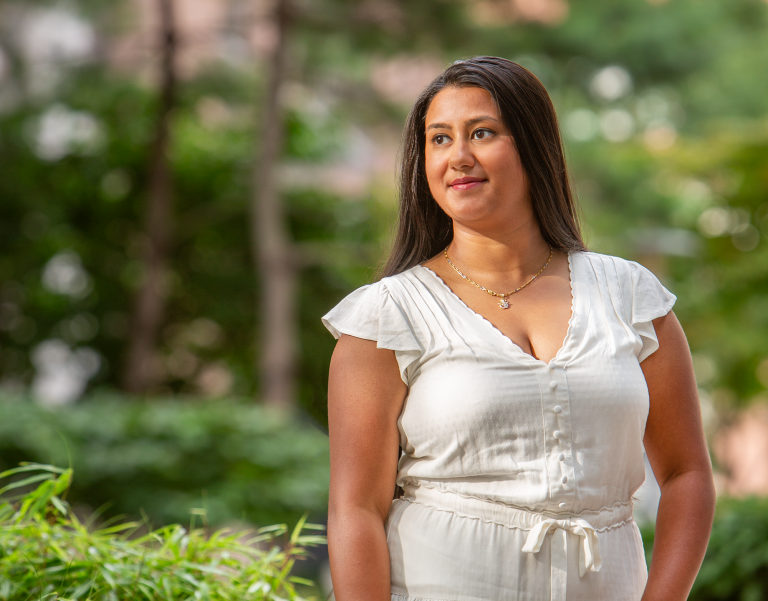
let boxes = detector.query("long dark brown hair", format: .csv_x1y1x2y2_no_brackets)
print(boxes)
381,56,586,278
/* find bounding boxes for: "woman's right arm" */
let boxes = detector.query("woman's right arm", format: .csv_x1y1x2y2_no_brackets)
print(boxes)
328,334,408,601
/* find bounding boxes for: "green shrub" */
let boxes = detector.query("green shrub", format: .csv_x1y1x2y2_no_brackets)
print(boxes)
691,496,768,601
642,496,768,601
0,464,326,600
0,396,330,528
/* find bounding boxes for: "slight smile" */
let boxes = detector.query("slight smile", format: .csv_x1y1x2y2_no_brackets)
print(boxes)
449,177,486,190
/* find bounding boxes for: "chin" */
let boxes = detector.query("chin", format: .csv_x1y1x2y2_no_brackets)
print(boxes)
443,199,497,223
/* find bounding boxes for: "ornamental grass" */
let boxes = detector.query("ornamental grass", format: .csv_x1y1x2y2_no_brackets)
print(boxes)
0,464,326,600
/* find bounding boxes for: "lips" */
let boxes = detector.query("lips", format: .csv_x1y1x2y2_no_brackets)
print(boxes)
449,176,486,190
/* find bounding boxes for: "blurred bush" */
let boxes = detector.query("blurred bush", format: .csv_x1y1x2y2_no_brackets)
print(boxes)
0,463,325,600
0,395,330,528
642,496,768,600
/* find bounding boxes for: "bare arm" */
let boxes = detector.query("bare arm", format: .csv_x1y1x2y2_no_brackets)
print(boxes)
327,334,408,601
641,311,716,601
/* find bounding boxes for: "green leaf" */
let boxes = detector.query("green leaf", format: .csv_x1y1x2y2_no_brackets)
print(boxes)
290,514,309,545
0,464,67,480
0,473,54,497
51,495,69,516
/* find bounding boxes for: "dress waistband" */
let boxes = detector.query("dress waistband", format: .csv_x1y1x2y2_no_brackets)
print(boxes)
401,484,634,533
400,485,635,601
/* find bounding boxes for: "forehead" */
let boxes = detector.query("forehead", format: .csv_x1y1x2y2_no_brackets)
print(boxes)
425,86,500,125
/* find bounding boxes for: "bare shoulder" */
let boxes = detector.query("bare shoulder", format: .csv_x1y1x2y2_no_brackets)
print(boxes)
328,334,407,435
330,334,404,387
642,311,687,364
420,251,444,275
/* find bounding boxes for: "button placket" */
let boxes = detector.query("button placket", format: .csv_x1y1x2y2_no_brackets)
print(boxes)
547,365,574,504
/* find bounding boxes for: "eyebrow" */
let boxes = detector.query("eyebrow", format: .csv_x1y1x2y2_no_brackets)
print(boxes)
426,116,501,131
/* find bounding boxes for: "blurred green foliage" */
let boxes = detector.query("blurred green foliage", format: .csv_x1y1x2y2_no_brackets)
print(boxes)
0,396,330,528
642,496,768,601
0,464,325,600
0,63,384,425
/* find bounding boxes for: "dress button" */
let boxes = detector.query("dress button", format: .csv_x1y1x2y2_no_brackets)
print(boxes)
557,453,565,461
561,476,568,484
553,405,562,414
559,502,567,509
553,430,562,439
549,380,558,389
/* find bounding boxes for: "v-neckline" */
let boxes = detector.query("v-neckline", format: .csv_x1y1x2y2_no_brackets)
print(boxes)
417,252,578,367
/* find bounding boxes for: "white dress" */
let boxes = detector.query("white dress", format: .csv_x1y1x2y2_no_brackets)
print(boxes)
322,251,676,601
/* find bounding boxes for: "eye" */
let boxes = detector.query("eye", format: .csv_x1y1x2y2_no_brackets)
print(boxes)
431,133,450,145
472,128,495,140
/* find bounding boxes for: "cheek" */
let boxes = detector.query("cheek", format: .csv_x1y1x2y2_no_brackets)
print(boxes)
424,150,445,196
487,149,525,189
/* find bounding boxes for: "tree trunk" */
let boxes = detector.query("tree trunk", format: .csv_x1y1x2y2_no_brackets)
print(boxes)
123,0,177,393
250,0,296,408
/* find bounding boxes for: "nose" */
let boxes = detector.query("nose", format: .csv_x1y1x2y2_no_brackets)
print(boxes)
448,135,475,171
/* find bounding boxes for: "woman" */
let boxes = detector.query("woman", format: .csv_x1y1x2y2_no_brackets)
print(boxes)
322,57,715,601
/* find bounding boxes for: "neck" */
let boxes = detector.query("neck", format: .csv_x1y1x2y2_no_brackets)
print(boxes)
447,219,552,281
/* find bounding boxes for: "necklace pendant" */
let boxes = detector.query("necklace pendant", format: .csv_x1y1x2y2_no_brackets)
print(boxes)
499,297,509,309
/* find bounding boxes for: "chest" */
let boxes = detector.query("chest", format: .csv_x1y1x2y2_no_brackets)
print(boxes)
399,259,651,454
424,255,574,364
404,344,648,433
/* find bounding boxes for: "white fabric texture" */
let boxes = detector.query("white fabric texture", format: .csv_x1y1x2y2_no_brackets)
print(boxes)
322,251,676,601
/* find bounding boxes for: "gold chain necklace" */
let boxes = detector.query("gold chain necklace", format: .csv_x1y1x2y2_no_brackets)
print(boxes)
443,245,553,309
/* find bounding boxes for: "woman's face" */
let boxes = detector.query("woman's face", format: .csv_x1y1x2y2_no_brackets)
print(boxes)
424,86,532,234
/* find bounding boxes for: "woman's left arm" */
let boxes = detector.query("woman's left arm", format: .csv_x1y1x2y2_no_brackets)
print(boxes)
641,311,716,601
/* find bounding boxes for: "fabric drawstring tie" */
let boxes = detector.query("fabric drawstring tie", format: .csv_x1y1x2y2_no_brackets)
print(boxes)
522,517,602,576
521,517,602,601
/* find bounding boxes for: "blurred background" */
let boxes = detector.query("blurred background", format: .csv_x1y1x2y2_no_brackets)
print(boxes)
1,0,768,596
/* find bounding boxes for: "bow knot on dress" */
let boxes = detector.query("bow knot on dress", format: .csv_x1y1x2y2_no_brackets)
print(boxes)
522,517,602,577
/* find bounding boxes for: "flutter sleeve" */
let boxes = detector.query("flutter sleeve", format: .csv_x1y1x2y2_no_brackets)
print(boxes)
628,261,677,362
321,281,423,385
